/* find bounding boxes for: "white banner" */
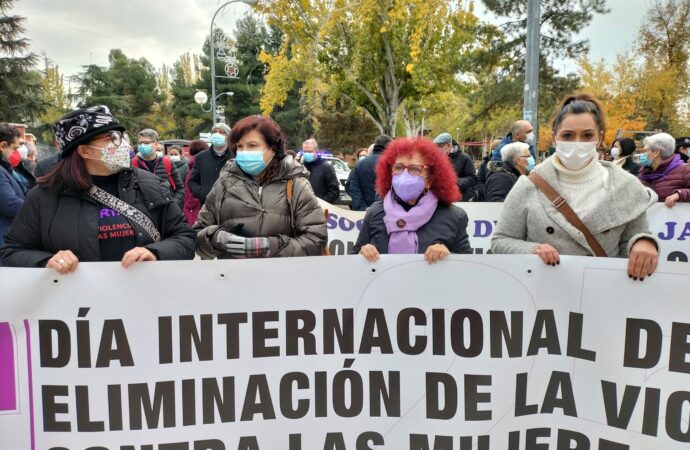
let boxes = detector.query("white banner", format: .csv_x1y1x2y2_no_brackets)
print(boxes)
1,256,690,449
323,202,690,262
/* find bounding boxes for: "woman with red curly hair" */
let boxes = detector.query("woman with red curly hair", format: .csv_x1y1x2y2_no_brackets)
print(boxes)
353,137,471,263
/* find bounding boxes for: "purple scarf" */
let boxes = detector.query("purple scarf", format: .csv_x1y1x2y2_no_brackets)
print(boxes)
383,190,438,254
638,154,683,182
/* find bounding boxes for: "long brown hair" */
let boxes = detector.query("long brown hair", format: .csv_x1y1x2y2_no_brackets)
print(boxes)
37,151,93,193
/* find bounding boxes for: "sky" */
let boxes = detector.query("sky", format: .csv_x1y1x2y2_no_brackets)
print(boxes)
13,0,647,79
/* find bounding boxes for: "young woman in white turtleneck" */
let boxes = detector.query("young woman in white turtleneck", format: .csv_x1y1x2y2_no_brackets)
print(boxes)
491,93,659,281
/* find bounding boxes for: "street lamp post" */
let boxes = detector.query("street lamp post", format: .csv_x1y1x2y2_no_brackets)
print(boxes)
195,91,235,120
209,0,258,123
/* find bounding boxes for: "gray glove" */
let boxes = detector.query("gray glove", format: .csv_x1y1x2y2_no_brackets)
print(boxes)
213,230,271,258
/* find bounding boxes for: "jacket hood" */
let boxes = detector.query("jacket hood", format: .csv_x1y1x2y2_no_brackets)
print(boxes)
488,160,521,175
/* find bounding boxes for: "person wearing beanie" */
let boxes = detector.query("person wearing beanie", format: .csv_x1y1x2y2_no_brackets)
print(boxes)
188,122,235,204
0,105,196,271
131,128,185,209
611,137,641,175
348,134,392,210
433,132,479,201
492,92,659,282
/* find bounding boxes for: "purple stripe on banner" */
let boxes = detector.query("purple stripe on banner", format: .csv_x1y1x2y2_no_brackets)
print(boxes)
24,320,36,450
0,322,17,411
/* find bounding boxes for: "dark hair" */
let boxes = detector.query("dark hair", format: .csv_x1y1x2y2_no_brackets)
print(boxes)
551,92,606,137
375,137,461,205
188,140,208,156
229,115,286,159
356,147,368,157
167,145,182,154
285,149,297,158
0,122,20,145
37,150,93,193
613,137,636,157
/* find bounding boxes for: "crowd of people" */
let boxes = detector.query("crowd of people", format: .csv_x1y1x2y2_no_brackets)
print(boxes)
1,92,689,279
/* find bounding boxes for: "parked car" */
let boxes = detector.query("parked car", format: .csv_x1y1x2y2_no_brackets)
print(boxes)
322,156,352,206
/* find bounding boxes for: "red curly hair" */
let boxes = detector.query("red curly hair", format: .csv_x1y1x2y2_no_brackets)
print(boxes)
375,137,461,205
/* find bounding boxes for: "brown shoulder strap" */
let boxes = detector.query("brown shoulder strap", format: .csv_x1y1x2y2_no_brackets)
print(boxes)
528,173,607,257
285,179,296,236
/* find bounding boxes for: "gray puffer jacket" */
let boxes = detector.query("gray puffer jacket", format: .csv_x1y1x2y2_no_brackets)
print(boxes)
491,157,658,257
194,156,327,258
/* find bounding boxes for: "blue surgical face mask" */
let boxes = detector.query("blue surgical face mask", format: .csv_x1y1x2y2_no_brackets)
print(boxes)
526,156,536,171
210,133,227,148
639,153,652,167
138,143,154,157
236,150,269,176
302,152,315,163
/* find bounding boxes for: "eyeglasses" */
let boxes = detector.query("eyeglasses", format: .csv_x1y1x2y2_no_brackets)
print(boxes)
86,131,130,154
391,163,429,177
519,155,531,159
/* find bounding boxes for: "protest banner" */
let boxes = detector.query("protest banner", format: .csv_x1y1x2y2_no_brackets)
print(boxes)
1,255,689,449
323,202,690,262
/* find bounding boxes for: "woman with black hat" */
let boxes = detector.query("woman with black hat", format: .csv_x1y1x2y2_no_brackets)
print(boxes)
0,106,196,272
611,137,641,175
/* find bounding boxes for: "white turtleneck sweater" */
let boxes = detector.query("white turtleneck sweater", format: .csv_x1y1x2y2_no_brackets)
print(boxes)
551,155,610,221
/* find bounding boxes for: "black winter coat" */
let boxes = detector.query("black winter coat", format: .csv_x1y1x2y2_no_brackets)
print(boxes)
188,148,234,203
352,200,472,255
348,150,382,211
132,155,184,209
485,161,522,202
475,154,491,201
304,157,340,204
621,157,641,176
448,150,478,201
34,153,59,178
0,168,196,267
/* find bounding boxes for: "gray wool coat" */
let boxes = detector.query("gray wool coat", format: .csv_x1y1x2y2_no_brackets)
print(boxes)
491,157,658,257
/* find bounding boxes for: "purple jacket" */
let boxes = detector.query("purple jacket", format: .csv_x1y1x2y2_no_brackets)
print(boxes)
183,155,202,225
639,155,690,201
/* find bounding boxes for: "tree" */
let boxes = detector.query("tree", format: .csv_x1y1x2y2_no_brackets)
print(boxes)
461,0,607,145
0,0,46,122
635,0,690,133
72,49,163,132
258,0,481,136
576,54,647,146
37,54,69,143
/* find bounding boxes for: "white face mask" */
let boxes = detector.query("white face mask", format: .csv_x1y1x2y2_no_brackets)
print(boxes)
610,147,620,159
169,155,181,162
525,132,535,144
555,141,598,171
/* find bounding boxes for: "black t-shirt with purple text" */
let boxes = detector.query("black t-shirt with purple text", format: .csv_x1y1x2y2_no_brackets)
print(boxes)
92,175,137,261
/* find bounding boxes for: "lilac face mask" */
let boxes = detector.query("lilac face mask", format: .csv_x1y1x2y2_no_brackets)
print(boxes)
392,171,426,202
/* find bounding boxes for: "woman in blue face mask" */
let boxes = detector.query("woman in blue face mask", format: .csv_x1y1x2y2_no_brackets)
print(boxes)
194,115,327,259
485,142,534,202
353,137,472,264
